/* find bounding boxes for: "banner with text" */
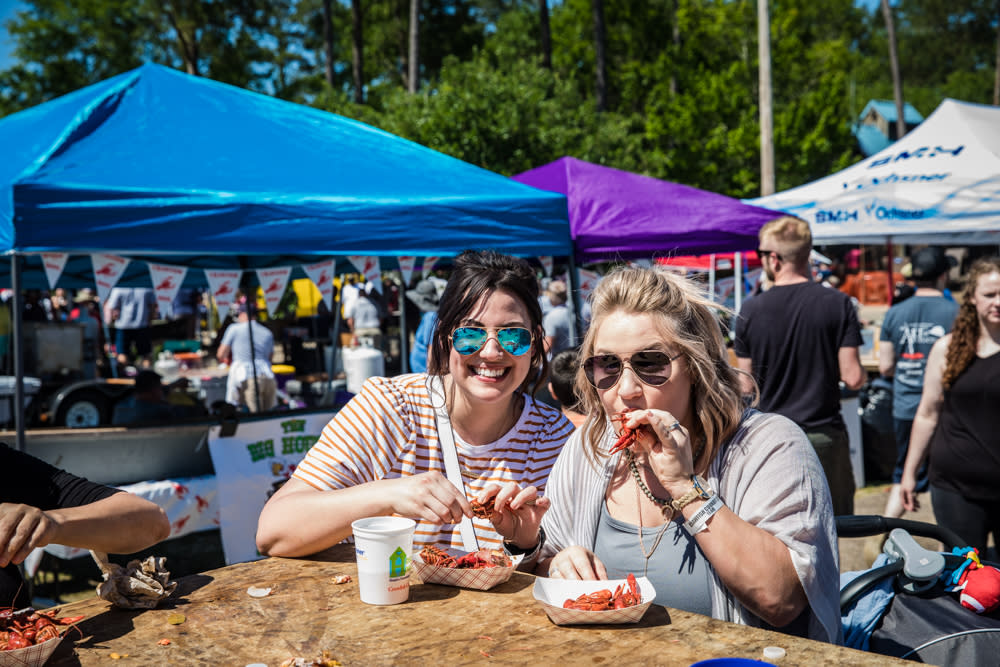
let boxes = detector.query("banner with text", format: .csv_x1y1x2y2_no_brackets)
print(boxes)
302,259,335,311
205,269,242,318
91,254,129,304
207,412,335,564
347,255,381,292
538,255,553,278
420,256,439,278
148,263,188,318
42,253,68,290
256,266,293,318
397,256,417,287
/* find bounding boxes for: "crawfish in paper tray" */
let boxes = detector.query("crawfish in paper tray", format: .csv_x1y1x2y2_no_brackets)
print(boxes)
563,573,641,611
0,607,85,650
419,545,512,569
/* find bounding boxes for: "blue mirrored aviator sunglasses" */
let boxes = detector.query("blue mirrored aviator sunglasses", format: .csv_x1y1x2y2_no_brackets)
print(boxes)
451,326,533,356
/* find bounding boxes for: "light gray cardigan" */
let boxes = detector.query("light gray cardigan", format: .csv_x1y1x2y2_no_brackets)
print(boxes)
540,409,843,644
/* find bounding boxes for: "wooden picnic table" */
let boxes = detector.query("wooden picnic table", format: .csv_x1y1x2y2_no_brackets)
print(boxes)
45,544,908,666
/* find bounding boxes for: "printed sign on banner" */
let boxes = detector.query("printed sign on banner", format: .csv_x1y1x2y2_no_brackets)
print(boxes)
91,254,129,304
347,255,381,292
207,412,335,564
256,267,293,317
205,269,242,318
41,253,68,290
421,256,439,278
397,256,417,287
302,259,335,310
538,256,553,278
148,263,188,318
576,267,602,301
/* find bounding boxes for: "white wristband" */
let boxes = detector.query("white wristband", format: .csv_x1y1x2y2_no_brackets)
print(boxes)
684,493,724,534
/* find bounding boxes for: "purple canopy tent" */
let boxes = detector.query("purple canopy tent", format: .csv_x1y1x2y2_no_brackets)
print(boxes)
512,157,782,263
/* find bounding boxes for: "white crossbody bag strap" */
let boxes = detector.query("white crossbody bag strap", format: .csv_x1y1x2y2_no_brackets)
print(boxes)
428,376,480,552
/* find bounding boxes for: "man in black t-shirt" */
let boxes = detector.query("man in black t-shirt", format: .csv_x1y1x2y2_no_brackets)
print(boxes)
734,216,865,516
1,444,170,608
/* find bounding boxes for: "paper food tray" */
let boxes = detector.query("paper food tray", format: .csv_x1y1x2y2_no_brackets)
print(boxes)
532,576,655,625
414,548,520,591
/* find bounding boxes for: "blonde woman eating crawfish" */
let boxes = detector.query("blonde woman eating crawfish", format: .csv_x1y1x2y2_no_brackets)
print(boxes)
538,265,841,643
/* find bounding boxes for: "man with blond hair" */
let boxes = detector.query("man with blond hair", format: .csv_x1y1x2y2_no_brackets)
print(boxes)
734,216,865,515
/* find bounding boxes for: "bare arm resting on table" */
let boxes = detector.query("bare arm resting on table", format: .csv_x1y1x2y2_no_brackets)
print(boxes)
0,492,170,568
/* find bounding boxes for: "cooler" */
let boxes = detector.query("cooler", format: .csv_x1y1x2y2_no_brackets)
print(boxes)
342,346,384,394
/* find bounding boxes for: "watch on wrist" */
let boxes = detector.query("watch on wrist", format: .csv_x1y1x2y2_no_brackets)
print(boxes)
503,526,545,559
670,475,713,512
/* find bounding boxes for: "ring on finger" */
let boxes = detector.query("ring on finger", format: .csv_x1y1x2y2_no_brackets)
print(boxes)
668,421,683,432
549,566,561,578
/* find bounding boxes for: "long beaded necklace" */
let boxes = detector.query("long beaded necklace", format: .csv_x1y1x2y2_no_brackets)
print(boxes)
625,436,708,577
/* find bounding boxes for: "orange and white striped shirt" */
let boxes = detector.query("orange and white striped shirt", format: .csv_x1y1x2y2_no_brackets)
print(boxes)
293,373,574,551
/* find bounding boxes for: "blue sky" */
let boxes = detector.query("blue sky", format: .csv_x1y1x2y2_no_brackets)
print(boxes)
0,0,886,73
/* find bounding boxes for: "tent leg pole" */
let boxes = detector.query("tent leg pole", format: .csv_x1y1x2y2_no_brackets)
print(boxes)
327,275,344,398
885,236,894,306
399,280,409,374
566,254,581,347
11,254,25,452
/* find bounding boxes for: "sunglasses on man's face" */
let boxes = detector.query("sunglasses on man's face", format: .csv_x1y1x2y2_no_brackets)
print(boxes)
451,326,534,356
582,350,682,389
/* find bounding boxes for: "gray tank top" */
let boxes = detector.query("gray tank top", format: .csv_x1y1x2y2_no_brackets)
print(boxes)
594,501,713,616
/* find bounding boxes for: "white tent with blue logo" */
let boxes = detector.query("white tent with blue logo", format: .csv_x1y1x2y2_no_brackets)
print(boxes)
746,99,1000,245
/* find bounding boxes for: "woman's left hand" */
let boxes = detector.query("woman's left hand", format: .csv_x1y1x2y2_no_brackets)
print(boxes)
475,482,549,548
620,409,696,494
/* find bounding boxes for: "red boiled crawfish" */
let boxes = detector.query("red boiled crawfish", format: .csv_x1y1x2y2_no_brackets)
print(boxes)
608,410,652,454
419,545,512,569
0,606,85,650
562,573,641,611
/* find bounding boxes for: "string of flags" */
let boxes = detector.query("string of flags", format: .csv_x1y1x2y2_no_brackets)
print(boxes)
38,253,484,319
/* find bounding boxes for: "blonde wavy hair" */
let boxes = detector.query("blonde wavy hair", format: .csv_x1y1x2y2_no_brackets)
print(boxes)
942,257,1000,389
575,266,753,472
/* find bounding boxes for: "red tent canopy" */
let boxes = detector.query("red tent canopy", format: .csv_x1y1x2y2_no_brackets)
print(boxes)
657,252,762,272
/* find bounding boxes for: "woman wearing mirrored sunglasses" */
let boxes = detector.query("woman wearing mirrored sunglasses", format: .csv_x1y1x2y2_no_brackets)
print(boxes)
258,250,574,568
538,266,842,644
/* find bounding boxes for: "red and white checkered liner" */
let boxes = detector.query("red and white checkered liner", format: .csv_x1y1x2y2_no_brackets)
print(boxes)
413,549,520,591
0,637,62,667
532,576,656,625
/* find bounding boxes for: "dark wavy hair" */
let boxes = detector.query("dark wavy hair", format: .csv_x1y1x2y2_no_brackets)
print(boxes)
426,250,548,395
942,257,1000,389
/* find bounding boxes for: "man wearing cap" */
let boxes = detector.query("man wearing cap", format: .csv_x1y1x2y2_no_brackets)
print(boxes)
406,279,440,373
541,280,572,361
878,247,959,519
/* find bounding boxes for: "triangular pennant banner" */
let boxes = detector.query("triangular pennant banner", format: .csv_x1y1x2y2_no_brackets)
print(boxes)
397,256,417,287
91,254,129,305
148,262,188,318
256,266,293,318
576,267,602,301
347,255,382,292
421,256,440,278
205,269,242,318
302,259,336,311
41,253,68,290
538,256,553,278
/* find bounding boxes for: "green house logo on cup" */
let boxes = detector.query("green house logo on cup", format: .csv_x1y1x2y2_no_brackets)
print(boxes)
389,546,409,579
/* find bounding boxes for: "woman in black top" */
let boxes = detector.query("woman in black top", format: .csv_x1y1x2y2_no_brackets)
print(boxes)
901,257,1000,554
1,444,170,608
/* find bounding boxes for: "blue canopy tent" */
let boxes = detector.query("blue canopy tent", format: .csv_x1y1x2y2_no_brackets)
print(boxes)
0,63,571,444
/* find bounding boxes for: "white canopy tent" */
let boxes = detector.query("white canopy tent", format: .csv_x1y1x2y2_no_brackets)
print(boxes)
747,99,1000,245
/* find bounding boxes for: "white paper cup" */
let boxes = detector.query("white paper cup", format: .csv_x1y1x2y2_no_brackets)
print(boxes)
351,516,416,605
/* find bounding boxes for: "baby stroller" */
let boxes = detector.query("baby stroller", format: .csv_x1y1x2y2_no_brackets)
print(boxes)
839,515,1000,664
